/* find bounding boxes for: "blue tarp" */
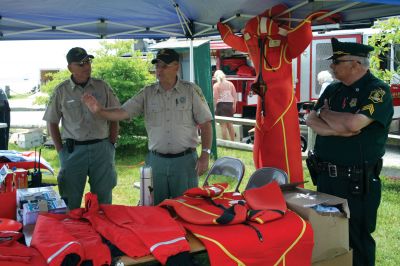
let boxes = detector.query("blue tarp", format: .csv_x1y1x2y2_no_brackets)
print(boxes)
1,0,400,40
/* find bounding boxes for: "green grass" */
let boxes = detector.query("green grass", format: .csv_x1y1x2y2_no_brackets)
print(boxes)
8,143,400,265
8,92,33,100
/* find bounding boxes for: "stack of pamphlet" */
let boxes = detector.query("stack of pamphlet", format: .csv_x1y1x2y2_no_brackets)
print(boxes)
16,186,67,225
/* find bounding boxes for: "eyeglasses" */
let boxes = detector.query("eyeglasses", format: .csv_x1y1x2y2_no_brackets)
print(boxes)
332,59,361,65
71,58,92,67
155,62,176,69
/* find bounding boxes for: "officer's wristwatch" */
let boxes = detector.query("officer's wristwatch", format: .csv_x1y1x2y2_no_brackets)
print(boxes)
202,148,211,155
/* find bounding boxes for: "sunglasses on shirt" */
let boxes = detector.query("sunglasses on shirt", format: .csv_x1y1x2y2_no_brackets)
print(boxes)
332,59,361,65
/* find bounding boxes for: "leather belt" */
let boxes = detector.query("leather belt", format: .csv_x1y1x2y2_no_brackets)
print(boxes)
69,138,106,145
151,148,194,158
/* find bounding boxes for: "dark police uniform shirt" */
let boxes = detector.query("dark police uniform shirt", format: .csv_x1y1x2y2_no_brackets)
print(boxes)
314,71,394,165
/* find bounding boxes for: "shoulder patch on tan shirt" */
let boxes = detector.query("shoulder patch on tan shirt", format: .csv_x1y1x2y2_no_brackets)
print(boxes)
193,86,206,103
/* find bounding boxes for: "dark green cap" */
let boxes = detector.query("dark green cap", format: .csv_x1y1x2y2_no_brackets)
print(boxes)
151,48,179,64
327,38,374,60
66,47,94,64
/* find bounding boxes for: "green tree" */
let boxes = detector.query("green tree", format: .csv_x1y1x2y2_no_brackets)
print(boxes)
369,17,400,83
38,40,156,149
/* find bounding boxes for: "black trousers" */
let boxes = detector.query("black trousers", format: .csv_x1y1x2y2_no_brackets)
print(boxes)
316,171,381,266
0,100,10,150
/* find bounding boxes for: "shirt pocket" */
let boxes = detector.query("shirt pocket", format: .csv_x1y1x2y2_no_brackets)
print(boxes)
175,102,193,125
63,99,82,122
147,104,163,127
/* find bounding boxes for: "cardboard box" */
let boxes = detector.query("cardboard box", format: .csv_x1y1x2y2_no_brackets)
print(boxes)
284,188,350,263
312,249,353,266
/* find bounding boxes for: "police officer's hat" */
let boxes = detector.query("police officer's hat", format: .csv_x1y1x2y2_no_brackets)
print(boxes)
327,38,374,60
66,47,94,64
151,48,180,64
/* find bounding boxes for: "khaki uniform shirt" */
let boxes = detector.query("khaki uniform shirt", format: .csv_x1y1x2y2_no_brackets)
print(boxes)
43,77,120,141
122,79,212,154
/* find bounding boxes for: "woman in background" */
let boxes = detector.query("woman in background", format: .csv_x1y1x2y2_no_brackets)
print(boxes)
213,70,237,141
317,70,334,97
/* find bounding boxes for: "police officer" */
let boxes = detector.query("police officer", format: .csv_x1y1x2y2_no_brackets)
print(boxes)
82,48,213,205
43,47,120,210
306,38,394,266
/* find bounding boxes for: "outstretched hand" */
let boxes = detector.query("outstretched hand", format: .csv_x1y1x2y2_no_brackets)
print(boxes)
82,93,102,114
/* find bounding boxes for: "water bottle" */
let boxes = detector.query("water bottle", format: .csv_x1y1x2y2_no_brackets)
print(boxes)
139,166,153,206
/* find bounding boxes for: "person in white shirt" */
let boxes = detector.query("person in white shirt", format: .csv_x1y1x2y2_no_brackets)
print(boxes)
317,70,334,97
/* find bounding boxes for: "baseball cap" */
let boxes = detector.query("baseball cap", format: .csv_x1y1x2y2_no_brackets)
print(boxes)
66,47,94,64
151,48,179,64
327,38,374,60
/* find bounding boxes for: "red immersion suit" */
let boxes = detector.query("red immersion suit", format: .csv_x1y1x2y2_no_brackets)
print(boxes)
0,231,46,266
70,193,190,265
218,4,340,184
31,214,111,266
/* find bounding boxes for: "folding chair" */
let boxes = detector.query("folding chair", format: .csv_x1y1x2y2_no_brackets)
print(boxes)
203,156,245,192
245,167,288,191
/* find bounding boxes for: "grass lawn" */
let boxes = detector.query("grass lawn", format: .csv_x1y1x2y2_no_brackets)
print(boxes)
10,143,400,265
8,92,33,100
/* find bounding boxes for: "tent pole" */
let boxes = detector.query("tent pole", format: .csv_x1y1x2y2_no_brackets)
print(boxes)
190,39,194,82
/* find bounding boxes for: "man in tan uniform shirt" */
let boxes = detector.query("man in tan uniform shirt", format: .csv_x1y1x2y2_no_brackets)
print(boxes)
43,47,120,210
83,48,213,204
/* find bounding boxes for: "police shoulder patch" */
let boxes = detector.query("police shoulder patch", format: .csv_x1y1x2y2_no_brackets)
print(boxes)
368,88,385,103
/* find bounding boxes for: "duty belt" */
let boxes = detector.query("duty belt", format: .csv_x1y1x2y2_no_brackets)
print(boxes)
317,162,364,178
151,148,195,158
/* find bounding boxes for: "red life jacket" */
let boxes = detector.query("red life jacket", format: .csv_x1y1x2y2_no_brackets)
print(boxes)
160,181,287,225
184,183,228,197
244,181,288,223
31,213,111,266
0,231,46,266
